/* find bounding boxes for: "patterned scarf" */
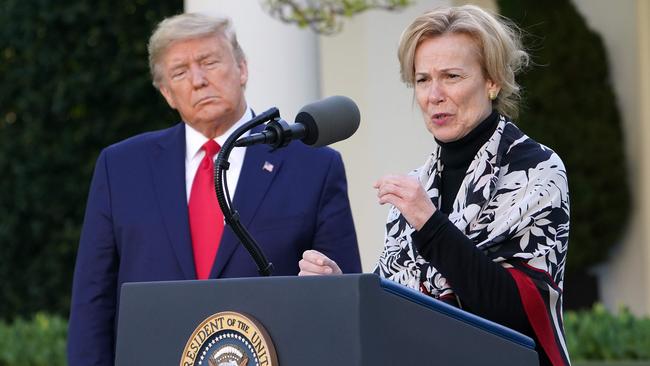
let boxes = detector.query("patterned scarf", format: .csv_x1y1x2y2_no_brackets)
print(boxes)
375,116,570,365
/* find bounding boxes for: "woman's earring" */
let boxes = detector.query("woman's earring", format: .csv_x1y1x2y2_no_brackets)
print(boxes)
489,90,498,101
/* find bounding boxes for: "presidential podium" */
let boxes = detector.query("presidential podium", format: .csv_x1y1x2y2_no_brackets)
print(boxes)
115,274,538,365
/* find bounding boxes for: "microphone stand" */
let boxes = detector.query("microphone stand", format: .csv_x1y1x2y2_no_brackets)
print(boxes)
213,107,279,276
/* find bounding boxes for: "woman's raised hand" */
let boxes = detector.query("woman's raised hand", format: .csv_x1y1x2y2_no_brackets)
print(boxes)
374,174,436,230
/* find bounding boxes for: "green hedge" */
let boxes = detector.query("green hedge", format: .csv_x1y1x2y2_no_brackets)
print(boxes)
498,0,630,272
0,313,67,366
566,304,650,361
0,306,648,365
0,0,181,320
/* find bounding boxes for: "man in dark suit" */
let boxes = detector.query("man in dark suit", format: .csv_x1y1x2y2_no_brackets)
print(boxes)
67,13,361,365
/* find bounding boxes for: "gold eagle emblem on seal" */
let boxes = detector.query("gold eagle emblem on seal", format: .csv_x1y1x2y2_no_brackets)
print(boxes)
180,311,277,366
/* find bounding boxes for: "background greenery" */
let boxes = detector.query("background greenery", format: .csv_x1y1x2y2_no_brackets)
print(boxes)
0,0,181,320
566,304,650,361
497,0,630,271
262,0,411,34
497,0,630,310
1,305,648,365
0,313,67,366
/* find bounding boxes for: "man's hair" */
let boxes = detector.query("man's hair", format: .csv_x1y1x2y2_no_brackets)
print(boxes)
148,13,246,89
397,5,529,119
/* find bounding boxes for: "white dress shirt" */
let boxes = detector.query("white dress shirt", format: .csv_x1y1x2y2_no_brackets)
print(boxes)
185,108,253,203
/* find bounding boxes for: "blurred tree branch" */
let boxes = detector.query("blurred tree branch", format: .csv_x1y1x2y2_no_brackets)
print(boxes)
260,0,412,34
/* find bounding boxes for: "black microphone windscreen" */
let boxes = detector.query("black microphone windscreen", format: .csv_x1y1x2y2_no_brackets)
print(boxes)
295,95,360,147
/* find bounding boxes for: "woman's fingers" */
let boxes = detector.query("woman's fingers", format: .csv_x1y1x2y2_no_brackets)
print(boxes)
374,174,436,230
298,250,342,276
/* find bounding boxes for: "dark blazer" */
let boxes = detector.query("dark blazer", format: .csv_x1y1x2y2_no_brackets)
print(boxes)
67,122,361,365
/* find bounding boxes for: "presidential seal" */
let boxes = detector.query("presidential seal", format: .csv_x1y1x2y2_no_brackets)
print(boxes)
180,311,278,366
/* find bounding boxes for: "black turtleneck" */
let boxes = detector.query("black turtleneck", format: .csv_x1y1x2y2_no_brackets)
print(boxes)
436,110,498,214
411,111,546,363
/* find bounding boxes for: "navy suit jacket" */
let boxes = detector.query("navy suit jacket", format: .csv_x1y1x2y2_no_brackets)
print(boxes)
67,122,361,365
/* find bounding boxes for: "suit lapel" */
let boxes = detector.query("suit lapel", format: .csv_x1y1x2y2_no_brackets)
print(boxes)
211,142,283,278
150,123,196,280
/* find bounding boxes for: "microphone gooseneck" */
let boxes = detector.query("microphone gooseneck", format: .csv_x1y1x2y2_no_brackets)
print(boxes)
215,96,360,277
214,108,278,276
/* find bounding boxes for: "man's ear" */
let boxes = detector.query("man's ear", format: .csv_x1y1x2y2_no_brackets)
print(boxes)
238,59,248,87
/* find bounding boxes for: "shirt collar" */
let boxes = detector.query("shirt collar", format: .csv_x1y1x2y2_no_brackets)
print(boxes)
185,107,253,160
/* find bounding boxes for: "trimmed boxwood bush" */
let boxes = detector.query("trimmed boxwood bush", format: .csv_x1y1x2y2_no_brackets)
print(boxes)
0,0,181,319
0,313,67,366
1,306,648,365
565,304,650,361
497,0,630,272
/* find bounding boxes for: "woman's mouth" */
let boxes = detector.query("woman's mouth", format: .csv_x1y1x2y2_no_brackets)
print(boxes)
431,113,452,126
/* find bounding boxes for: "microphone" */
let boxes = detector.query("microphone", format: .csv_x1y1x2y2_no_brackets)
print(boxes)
234,95,360,148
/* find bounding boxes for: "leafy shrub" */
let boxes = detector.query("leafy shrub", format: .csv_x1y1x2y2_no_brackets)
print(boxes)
0,306,648,364
0,0,181,319
565,304,650,361
498,0,630,271
0,313,67,366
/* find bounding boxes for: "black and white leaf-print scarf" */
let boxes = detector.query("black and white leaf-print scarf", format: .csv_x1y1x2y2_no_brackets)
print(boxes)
375,116,571,365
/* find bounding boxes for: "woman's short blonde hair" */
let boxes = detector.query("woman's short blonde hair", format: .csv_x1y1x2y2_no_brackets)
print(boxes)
398,5,528,119
148,13,246,89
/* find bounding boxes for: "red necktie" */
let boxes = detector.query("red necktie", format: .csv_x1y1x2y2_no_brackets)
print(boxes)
189,140,224,279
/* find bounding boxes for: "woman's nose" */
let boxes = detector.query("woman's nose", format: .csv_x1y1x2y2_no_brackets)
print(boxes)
428,82,445,104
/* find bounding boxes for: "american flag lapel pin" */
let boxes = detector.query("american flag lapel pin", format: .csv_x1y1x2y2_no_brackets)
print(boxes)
262,161,274,173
